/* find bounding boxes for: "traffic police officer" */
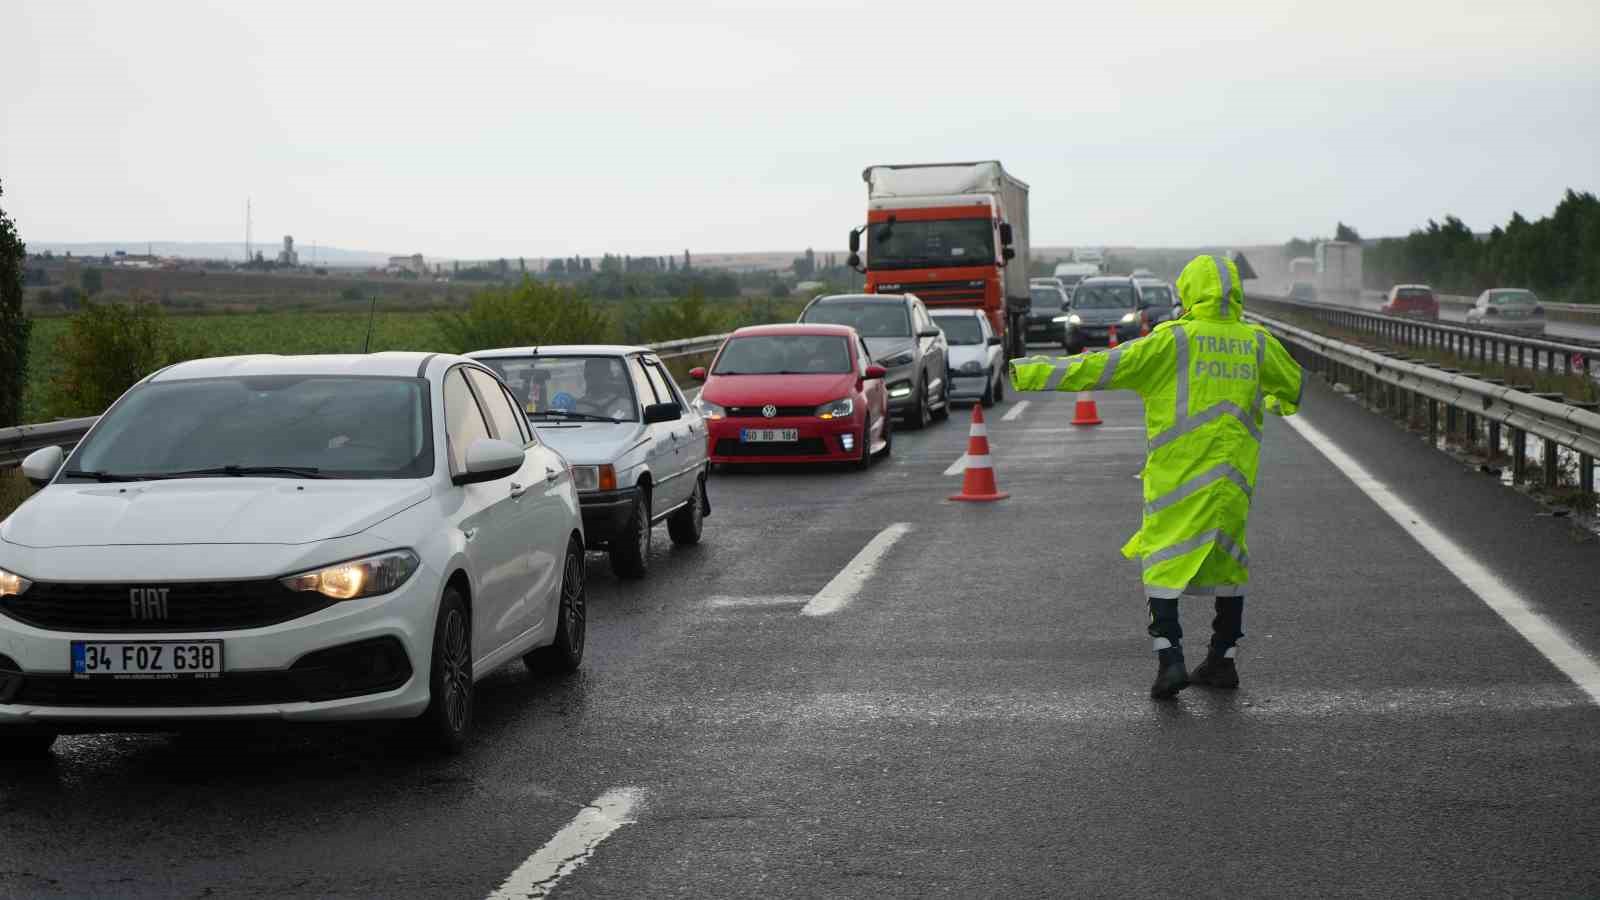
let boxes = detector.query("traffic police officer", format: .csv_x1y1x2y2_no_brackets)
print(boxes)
1010,254,1304,699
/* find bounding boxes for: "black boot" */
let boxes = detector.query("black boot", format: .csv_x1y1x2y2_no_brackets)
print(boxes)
1191,651,1239,689
1150,646,1189,700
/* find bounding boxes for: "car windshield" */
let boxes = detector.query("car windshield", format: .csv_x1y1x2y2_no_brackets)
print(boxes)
477,355,639,421
64,376,432,480
802,301,912,338
1490,290,1538,306
1139,286,1173,306
867,219,994,270
1030,288,1064,308
1073,284,1137,309
713,335,853,375
934,316,984,345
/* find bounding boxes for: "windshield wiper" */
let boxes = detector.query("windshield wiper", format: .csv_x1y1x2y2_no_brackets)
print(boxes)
156,465,326,479
531,410,627,424
60,469,149,483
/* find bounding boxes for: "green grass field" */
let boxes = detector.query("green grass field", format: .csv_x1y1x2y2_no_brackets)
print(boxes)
23,311,448,421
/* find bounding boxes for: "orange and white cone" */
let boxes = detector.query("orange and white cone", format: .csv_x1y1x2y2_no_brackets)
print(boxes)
1140,314,1151,337
1071,393,1102,426
949,405,1009,502
1108,324,1120,348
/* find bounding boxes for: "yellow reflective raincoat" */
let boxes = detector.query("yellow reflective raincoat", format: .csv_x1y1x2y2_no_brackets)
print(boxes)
1009,255,1304,599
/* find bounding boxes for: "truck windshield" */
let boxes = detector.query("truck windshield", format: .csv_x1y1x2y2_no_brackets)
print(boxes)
869,219,994,270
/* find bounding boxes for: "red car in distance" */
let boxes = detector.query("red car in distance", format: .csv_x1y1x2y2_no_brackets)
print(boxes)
1381,284,1440,320
689,324,891,469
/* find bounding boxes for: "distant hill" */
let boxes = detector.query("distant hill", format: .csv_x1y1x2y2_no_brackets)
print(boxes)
28,241,397,267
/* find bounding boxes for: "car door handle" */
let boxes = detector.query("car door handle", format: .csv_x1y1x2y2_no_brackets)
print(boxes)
544,467,561,483
509,481,528,498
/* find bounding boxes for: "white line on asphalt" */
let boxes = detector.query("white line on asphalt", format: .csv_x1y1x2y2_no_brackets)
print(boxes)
1285,414,1600,706
800,523,913,617
1001,401,1030,422
486,787,643,900
706,594,811,608
942,455,968,476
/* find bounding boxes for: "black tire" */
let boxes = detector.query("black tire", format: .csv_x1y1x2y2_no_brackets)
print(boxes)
609,492,650,579
0,729,57,759
932,377,950,421
853,416,874,470
416,586,473,754
667,478,706,545
995,370,1006,403
876,412,893,458
526,537,586,674
905,375,931,430
981,376,995,408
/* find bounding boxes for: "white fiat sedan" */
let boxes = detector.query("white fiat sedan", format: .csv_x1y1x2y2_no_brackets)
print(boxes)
0,352,585,756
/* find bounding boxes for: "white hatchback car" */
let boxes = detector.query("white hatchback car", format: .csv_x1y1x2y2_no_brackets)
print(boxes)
931,309,1005,406
0,353,585,756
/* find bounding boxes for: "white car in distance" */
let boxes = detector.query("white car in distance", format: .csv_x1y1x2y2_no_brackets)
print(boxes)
0,353,585,756
932,308,1006,407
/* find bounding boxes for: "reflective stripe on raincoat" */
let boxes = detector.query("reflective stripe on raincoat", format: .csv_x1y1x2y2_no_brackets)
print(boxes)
1009,255,1304,599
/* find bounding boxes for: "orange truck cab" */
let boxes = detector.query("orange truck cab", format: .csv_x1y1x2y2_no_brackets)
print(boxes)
848,161,1031,359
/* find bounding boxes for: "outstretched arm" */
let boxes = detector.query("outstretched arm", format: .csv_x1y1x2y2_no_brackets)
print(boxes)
1008,330,1170,398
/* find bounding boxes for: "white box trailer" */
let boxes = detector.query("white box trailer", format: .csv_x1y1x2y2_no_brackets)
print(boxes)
1315,241,1363,302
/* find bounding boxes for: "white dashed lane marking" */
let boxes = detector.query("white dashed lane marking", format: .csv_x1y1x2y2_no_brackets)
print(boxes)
1001,401,1029,422
486,787,643,900
800,523,914,617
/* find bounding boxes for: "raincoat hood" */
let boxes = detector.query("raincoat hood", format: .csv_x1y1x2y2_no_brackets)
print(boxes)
1176,255,1244,323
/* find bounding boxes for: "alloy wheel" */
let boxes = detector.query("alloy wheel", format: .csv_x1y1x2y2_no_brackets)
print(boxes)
440,608,471,734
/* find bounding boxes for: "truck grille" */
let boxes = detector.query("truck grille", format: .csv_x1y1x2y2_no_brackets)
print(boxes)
0,580,337,633
894,280,986,305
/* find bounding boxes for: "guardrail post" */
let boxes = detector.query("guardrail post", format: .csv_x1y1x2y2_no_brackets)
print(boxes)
1484,377,1506,460
1570,400,1598,506
1512,427,1528,484
1517,345,1526,368
1428,398,1439,445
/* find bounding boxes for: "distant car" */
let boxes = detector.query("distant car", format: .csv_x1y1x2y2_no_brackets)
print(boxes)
1465,289,1546,336
1380,284,1440,320
1129,268,1156,279
1030,276,1068,294
1025,283,1070,344
468,345,709,580
690,324,890,469
931,308,1006,407
0,353,586,755
798,293,949,429
1134,279,1179,326
1062,276,1143,353
1287,282,1318,302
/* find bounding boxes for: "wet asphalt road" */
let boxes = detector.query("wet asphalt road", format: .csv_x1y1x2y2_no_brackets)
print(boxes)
4,355,1600,898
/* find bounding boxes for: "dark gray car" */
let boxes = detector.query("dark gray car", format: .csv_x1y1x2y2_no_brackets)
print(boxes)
1134,279,1179,327
799,293,949,429
1063,277,1142,353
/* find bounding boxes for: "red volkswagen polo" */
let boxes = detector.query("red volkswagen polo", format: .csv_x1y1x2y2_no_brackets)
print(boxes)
690,324,891,469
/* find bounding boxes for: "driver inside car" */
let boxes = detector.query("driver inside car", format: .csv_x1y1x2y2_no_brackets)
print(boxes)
579,358,633,419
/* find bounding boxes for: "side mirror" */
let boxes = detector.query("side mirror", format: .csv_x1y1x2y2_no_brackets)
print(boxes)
847,253,861,269
999,222,1014,246
643,402,682,425
1002,247,1016,261
987,336,1003,346
688,366,707,382
454,438,525,486
21,445,65,488
864,365,887,380
848,229,861,253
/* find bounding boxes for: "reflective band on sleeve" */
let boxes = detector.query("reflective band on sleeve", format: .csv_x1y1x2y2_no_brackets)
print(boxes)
1147,400,1262,452
1143,462,1254,515
1214,256,1233,317
1093,347,1123,391
1042,358,1080,392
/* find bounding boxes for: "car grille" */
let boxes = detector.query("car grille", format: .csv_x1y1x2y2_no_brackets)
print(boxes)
714,438,829,457
897,280,986,306
0,580,338,633
726,406,815,418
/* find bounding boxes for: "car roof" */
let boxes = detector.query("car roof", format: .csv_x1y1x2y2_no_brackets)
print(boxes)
466,344,649,359
1392,284,1433,291
811,293,910,305
1080,276,1134,285
732,323,858,337
929,307,983,317
148,351,466,383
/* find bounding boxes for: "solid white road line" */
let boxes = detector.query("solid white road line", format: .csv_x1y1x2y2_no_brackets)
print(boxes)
800,523,914,617
1001,401,1030,422
486,787,643,900
942,455,968,476
1285,414,1600,705
706,594,812,609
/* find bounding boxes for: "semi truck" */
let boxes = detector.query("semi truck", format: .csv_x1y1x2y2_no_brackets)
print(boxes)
847,161,1031,358
1315,241,1363,304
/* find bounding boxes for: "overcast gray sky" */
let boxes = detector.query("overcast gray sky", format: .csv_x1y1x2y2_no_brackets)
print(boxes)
3,0,1596,258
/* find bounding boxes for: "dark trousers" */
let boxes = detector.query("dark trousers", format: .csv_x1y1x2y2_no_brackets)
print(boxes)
1148,596,1244,653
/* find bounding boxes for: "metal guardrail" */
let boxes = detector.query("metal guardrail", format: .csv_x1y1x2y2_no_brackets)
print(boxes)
0,335,739,471
1248,309,1600,497
1248,293,1598,379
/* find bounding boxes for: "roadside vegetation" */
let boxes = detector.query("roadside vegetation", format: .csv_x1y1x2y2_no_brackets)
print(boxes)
0,469,31,521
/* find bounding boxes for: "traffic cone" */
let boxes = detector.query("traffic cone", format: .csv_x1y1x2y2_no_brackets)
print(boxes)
1071,393,1102,426
949,405,1009,502
1140,314,1151,337
1108,324,1120,348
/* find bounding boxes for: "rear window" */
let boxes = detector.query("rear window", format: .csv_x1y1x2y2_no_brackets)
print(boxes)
1397,288,1433,300
801,301,911,338
1139,286,1173,305
1489,290,1538,306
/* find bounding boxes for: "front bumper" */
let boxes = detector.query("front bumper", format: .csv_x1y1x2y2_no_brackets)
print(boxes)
0,567,441,727
948,370,993,400
1067,322,1139,345
579,487,642,545
1024,318,1061,341
707,416,865,464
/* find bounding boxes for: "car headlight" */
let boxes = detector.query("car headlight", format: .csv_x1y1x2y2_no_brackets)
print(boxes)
1067,313,1083,325
815,397,854,420
959,360,984,375
888,381,914,399
569,464,618,493
1120,312,1138,324
0,566,32,598
693,397,726,420
880,351,915,367
281,550,420,601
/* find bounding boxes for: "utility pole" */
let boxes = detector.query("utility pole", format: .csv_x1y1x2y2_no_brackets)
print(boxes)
245,197,253,264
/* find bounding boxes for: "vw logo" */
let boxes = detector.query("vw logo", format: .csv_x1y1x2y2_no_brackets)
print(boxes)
761,404,778,419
